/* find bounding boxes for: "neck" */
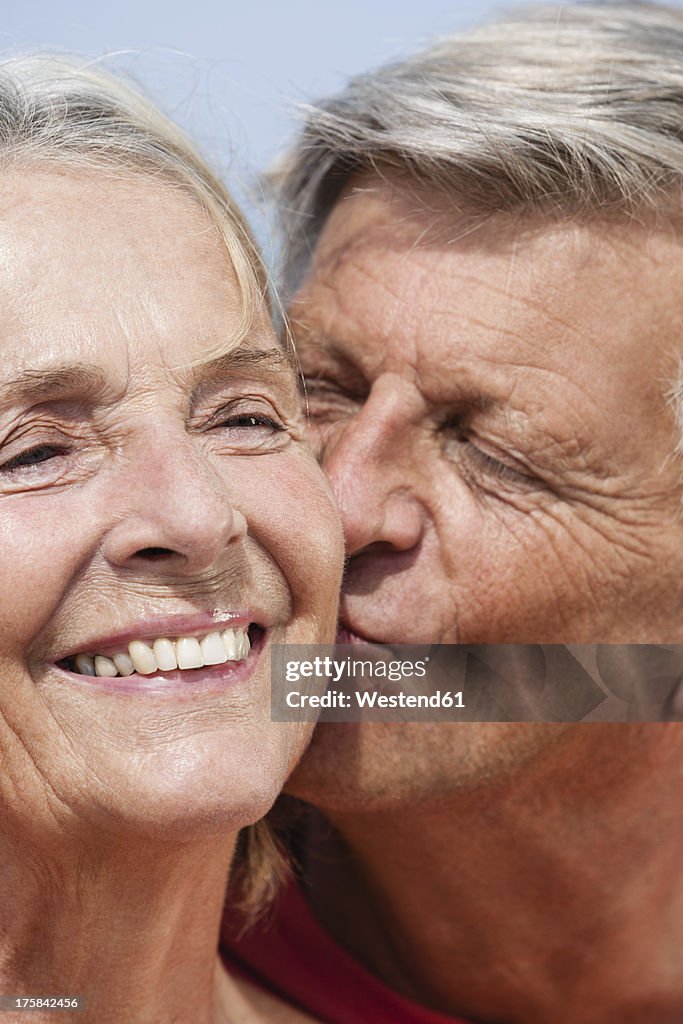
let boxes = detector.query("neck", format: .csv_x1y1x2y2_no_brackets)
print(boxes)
307,726,683,1024
0,828,237,1024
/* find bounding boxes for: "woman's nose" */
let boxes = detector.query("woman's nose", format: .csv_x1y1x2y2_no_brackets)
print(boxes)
101,431,247,575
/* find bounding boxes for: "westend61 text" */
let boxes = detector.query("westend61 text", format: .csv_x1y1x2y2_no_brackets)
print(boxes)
285,690,465,709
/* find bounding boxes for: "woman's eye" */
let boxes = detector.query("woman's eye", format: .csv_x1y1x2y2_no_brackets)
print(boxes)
1,444,70,473
207,405,290,452
220,413,284,432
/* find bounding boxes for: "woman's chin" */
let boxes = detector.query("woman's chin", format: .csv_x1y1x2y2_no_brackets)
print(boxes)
76,756,285,845
31,713,306,845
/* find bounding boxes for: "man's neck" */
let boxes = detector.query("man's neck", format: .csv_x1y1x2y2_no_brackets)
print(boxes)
304,729,683,1024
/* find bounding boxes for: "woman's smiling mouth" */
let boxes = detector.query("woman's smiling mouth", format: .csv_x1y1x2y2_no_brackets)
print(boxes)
53,615,266,689
71,626,252,677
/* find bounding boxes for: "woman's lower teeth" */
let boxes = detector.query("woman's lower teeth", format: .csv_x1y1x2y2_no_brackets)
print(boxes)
72,628,251,677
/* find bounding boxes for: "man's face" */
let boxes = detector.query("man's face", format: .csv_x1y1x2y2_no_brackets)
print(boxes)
285,178,683,811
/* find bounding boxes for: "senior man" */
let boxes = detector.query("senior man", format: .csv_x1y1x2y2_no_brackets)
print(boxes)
223,4,683,1022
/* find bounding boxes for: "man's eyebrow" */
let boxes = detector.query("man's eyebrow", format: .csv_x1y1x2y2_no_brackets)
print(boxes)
0,364,109,410
291,328,500,409
288,327,371,388
287,324,358,370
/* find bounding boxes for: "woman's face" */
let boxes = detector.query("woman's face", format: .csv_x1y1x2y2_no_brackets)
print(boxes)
0,167,343,843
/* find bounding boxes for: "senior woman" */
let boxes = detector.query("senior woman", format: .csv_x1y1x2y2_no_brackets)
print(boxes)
0,56,342,1023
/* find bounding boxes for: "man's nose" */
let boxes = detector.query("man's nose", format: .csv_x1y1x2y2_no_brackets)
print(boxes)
321,387,426,556
102,427,247,575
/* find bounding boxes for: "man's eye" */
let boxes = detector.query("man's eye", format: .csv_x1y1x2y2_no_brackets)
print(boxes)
1,444,70,472
444,420,539,488
463,442,535,485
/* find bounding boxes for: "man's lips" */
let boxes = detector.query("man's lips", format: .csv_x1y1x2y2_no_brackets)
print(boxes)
336,625,375,645
336,613,396,645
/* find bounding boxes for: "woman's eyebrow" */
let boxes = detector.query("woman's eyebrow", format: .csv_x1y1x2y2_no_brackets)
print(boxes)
193,347,298,386
0,364,109,410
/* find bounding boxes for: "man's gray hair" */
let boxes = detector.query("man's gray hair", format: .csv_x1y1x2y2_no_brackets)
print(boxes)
0,54,267,337
274,1,683,296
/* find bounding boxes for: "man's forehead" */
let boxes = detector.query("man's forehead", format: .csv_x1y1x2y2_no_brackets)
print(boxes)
293,221,582,365
299,199,683,346
291,196,683,462
314,172,549,260
313,172,683,280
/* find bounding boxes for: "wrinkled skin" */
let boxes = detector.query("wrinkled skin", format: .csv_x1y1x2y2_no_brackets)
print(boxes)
286,177,683,808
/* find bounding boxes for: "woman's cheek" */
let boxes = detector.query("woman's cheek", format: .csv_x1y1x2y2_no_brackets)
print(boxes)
0,502,67,637
238,452,344,608
0,497,97,653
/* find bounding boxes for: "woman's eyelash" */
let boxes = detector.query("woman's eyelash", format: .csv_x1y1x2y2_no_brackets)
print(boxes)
1,411,287,476
1,444,70,473
219,412,285,431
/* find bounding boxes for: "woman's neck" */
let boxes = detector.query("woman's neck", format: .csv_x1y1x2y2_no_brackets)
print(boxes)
0,829,235,1024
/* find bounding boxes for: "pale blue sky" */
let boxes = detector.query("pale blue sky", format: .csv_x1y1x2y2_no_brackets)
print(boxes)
7,1,680,251
1,1,503,172
1,0,529,249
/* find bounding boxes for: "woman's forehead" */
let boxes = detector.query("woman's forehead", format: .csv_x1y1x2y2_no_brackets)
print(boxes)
0,167,274,373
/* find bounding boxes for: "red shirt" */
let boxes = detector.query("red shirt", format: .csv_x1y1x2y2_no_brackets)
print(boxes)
221,879,471,1024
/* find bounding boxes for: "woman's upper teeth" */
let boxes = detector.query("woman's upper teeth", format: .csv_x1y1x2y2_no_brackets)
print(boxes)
73,627,251,677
